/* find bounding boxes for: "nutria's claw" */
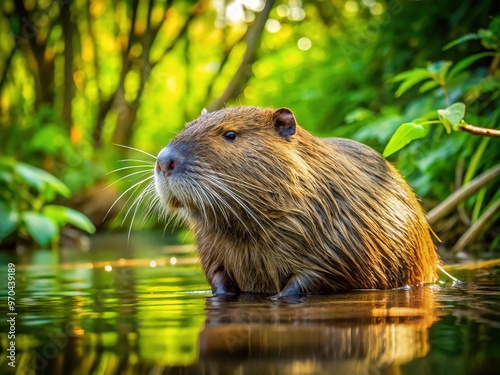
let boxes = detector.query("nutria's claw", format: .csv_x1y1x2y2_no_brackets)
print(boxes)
210,269,240,296
270,275,305,300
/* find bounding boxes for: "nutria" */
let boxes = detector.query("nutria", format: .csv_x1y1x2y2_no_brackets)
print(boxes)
154,106,439,297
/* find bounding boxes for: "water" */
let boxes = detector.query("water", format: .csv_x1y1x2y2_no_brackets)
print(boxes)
1,232,500,375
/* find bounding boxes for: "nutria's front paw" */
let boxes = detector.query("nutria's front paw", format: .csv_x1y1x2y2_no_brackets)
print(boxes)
210,269,240,296
270,275,305,300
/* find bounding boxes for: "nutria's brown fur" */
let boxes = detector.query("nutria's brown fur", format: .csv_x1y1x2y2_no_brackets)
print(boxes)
154,106,439,297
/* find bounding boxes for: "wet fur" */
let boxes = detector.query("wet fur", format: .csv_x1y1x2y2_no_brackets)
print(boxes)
154,106,438,295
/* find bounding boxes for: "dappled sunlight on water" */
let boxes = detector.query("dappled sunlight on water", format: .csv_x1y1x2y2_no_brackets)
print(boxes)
1,234,500,374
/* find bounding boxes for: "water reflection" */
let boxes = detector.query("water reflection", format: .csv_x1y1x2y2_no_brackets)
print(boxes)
0,244,499,375
199,288,436,374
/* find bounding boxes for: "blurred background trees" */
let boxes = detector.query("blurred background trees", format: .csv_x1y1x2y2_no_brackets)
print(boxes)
0,0,498,255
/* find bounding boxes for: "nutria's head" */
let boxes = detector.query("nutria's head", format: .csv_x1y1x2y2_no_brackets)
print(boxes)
154,106,308,234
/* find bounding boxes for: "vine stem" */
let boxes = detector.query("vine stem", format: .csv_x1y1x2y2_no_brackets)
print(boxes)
459,124,500,137
441,81,450,107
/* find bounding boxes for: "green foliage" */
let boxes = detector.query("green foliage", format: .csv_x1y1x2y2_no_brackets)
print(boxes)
382,16,500,251
0,158,95,248
437,102,466,133
384,16,499,156
383,122,429,158
383,102,467,157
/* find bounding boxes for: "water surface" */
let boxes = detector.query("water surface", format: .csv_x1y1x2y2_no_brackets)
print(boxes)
1,232,499,374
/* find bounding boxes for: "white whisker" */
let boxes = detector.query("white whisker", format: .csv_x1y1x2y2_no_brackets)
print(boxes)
199,175,271,243
198,177,254,236
127,181,155,242
105,170,153,189
118,159,156,165
114,143,157,159
104,175,155,222
106,165,154,175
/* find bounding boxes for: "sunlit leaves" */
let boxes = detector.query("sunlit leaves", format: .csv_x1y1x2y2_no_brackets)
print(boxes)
384,103,467,157
442,33,479,50
0,202,18,241
22,211,58,246
43,205,96,234
437,102,466,133
448,52,497,80
0,158,95,247
391,68,432,97
391,61,453,98
15,162,71,198
428,61,453,81
383,122,429,157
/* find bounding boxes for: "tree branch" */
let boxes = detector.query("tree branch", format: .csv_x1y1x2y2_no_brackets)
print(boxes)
459,124,500,137
427,164,500,226
203,30,247,105
208,0,275,111
0,45,16,94
62,0,74,131
14,0,55,106
451,199,500,253
92,0,139,146
150,6,198,69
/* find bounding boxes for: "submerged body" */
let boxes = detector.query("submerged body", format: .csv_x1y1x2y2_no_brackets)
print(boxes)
154,106,439,297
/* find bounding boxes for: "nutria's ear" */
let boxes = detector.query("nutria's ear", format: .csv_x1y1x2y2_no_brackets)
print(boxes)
273,108,296,141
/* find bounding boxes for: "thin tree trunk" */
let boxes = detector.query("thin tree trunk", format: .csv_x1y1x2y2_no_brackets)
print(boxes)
427,164,500,226
0,46,16,118
208,0,275,111
62,1,74,130
91,0,139,146
14,0,55,107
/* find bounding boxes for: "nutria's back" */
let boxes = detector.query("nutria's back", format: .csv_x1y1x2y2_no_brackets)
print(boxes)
154,106,439,297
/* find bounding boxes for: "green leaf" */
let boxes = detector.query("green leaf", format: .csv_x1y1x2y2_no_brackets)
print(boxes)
448,52,497,80
391,68,430,82
478,28,498,50
344,108,375,124
22,211,58,246
15,162,70,198
419,80,440,93
442,33,478,51
427,60,452,81
383,123,429,157
391,69,432,98
437,102,466,133
412,117,433,124
0,202,19,241
43,205,96,234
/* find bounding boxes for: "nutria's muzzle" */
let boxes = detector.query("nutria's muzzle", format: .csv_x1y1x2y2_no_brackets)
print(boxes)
156,141,191,176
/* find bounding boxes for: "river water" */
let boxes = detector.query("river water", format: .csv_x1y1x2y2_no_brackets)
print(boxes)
1,232,499,374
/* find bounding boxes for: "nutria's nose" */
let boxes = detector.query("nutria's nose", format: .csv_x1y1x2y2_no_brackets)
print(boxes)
156,146,185,175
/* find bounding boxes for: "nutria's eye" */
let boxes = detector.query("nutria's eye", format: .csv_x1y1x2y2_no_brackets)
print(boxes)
223,131,237,141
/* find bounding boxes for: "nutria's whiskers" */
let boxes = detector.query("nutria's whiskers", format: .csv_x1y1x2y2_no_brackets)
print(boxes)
105,169,154,190
113,144,157,160
198,175,269,242
105,146,158,242
197,178,252,234
105,173,154,220
125,179,157,241
116,175,155,222
140,192,163,227
118,158,156,165
209,170,275,193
